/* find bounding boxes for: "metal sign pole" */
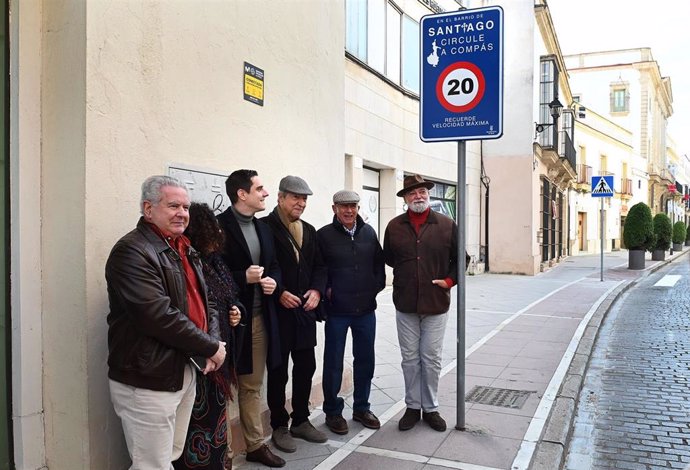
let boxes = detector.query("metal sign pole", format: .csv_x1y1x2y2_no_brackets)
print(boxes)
456,141,467,430
599,197,604,282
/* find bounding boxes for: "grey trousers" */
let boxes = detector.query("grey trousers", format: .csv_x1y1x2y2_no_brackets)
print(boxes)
396,310,449,413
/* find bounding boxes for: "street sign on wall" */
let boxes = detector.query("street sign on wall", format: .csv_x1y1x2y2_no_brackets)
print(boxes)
420,6,504,142
591,175,614,198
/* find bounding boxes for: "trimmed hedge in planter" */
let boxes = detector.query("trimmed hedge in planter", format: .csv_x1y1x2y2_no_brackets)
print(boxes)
623,202,654,270
652,213,672,261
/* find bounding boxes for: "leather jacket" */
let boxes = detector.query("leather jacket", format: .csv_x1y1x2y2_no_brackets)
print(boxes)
106,218,220,392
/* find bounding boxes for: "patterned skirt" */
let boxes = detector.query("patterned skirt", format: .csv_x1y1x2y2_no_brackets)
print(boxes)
173,372,229,470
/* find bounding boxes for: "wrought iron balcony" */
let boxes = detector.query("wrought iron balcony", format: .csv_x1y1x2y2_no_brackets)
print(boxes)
559,131,576,173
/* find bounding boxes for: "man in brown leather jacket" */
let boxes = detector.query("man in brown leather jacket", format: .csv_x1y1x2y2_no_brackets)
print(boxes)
106,175,226,469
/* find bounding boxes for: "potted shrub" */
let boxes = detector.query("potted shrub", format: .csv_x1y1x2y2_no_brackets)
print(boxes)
651,213,671,261
672,221,687,252
685,224,690,246
623,202,654,269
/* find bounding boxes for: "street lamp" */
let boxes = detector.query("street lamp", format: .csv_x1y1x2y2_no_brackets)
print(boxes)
535,97,564,135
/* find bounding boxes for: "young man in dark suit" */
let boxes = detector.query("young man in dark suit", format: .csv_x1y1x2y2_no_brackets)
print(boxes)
216,169,285,468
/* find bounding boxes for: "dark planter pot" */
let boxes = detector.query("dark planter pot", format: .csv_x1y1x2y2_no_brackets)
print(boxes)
673,243,683,252
628,249,646,270
651,249,666,261
685,239,690,246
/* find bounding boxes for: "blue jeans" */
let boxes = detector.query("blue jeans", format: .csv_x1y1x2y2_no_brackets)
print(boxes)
322,312,376,416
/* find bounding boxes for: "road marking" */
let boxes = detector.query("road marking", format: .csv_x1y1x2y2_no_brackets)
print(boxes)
654,275,681,287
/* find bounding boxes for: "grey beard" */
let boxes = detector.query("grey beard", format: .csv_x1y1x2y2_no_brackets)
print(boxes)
409,200,430,213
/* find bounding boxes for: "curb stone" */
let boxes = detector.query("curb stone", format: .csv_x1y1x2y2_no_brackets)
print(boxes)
529,250,690,470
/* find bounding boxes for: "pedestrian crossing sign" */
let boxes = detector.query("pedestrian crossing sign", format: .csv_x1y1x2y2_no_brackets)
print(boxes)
591,175,614,198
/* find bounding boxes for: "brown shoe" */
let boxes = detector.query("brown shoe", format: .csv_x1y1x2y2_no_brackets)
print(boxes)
325,414,349,435
225,457,232,470
353,410,381,429
245,444,286,468
422,411,447,432
398,408,421,431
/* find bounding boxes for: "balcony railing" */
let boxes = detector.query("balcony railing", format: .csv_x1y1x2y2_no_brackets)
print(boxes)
559,131,576,172
621,178,633,196
576,164,592,184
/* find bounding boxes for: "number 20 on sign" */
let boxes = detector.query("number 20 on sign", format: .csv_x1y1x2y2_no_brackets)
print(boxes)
436,62,486,113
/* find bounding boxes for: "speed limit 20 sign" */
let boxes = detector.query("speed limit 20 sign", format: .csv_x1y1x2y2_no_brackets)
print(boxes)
420,6,503,142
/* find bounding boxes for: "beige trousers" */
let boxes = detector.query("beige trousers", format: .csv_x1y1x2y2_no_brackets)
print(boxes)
110,364,196,470
231,314,268,453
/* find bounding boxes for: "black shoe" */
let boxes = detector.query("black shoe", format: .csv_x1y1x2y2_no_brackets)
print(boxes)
325,414,349,435
353,410,381,429
398,408,421,431
422,411,447,432
245,444,286,468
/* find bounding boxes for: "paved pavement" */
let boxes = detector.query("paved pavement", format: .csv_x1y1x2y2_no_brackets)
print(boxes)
232,249,689,470
565,253,690,470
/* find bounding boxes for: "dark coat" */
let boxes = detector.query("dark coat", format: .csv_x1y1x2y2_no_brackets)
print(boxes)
217,208,282,374
201,252,246,396
106,218,220,392
262,208,328,350
317,214,386,316
383,210,458,315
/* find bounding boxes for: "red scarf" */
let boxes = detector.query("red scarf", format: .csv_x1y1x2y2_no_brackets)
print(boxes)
148,223,207,333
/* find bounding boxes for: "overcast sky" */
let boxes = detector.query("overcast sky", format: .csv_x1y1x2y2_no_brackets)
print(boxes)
548,0,689,158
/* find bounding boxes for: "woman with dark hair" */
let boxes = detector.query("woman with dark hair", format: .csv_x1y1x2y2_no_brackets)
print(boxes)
174,202,246,470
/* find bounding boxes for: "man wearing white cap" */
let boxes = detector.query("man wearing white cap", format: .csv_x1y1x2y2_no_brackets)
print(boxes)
317,190,386,435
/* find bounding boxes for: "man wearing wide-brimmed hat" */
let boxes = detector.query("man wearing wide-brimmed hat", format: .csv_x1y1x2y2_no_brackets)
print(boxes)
383,174,459,433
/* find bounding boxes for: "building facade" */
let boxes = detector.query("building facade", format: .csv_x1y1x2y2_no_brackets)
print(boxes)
564,48,676,223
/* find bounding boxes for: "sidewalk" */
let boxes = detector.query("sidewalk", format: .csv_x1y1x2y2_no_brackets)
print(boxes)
234,249,688,470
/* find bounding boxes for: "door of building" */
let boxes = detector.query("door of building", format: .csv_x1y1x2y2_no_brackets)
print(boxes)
578,212,585,251
361,167,380,238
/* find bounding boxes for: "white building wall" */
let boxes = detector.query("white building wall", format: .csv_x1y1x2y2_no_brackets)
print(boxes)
570,108,634,254
13,1,346,468
481,0,540,274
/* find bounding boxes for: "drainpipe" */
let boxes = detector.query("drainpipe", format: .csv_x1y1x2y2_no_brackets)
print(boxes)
480,142,490,272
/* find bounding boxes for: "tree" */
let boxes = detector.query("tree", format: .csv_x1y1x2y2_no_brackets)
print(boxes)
623,202,654,251
672,221,687,244
652,213,672,251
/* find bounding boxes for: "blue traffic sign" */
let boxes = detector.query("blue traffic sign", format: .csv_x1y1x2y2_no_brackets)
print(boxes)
591,175,614,197
420,6,503,142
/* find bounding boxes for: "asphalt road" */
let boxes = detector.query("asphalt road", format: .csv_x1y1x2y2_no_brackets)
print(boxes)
565,255,690,469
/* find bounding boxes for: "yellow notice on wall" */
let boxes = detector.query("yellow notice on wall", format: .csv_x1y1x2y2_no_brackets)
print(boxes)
243,62,264,107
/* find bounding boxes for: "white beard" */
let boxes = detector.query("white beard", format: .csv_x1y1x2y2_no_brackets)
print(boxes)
409,200,430,213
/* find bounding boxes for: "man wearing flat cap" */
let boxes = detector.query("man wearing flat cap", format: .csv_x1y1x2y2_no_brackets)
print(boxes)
384,174,463,433
317,190,386,435
261,175,328,452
